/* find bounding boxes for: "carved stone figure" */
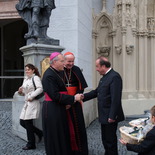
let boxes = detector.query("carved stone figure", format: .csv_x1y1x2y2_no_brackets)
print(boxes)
16,0,58,45
126,45,134,55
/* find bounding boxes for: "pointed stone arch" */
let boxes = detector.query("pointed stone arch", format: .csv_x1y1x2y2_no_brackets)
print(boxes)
92,12,113,84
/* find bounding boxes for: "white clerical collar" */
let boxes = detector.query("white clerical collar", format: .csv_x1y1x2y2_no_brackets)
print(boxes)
105,68,111,75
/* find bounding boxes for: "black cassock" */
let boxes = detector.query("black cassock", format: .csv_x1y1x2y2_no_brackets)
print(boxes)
62,65,88,155
42,67,74,155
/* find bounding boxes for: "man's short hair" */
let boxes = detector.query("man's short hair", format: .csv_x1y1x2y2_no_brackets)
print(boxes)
98,56,111,68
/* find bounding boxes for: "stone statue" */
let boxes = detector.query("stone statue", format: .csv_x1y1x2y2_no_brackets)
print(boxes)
16,0,59,45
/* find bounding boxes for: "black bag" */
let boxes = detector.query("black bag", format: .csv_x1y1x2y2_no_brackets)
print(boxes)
32,76,44,100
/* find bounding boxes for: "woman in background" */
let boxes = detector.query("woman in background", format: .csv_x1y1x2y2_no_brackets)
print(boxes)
18,63,43,150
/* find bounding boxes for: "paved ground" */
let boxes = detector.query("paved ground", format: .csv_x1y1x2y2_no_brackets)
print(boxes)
0,101,137,155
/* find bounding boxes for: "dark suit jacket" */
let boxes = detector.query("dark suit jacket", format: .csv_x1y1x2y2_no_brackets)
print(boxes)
126,126,155,155
84,69,124,124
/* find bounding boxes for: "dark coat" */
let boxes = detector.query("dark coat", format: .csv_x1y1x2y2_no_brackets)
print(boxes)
61,65,88,155
126,126,155,155
84,69,124,124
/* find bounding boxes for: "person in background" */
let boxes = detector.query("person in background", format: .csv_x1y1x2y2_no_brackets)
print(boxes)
61,51,88,155
119,105,155,155
82,56,125,155
18,63,43,150
42,52,83,155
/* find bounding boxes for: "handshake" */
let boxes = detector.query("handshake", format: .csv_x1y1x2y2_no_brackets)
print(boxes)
66,94,84,109
74,94,84,102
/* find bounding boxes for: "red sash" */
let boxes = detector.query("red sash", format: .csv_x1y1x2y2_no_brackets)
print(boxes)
44,91,68,101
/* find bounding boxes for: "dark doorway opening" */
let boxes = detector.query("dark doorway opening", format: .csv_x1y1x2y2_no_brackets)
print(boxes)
0,19,27,98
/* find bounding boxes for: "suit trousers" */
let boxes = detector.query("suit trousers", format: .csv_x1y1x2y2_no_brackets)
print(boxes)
101,123,118,155
20,119,42,147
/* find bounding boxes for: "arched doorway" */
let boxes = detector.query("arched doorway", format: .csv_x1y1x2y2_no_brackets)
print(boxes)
0,19,27,98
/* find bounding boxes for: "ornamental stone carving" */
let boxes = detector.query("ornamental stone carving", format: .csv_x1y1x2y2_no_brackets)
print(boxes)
92,29,98,39
115,45,122,55
147,17,155,32
100,20,109,28
97,46,110,57
113,0,136,28
126,45,134,55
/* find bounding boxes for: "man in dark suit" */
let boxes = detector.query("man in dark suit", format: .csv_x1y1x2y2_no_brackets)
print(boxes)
83,56,125,155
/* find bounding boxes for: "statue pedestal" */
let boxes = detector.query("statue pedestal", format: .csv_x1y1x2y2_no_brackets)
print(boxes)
12,43,64,141
12,92,27,141
20,43,64,74
26,37,60,46
12,92,44,141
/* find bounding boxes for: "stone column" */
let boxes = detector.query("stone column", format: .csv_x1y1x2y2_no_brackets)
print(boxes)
12,43,64,140
137,0,148,98
150,36,155,97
